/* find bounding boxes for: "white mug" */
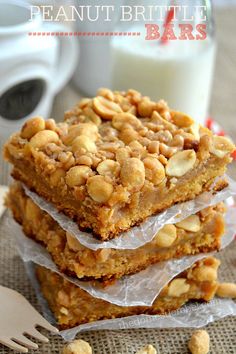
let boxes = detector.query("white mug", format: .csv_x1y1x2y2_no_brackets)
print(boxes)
0,0,79,135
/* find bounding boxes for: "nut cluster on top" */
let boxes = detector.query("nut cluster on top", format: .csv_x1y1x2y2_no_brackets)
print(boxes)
18,88,234,205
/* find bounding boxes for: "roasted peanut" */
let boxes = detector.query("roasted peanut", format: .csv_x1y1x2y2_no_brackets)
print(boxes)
176,215,201,232
159,143,178,158
115,147,131,164
87,175,113,203
62,339,92,354
168,278,190,297
29,130,59,149
97,159,120,178
50,168,66,186
120,158,145,191
155,224,177,247
171,111,194,127
71,135,97,153
93,96,122,120
192,265,218,282
66,123,99,145
112,112,142,130
210,136,235,158
21,116,45,139
66,166,92,187
97,87,115,101
143,156,165,185
216,283,236,298
166,150,196,177
138,98,156,117
188,330,210,354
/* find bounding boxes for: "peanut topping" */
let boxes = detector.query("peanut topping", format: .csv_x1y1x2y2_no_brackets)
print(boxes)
120,158,145,191
143,157,165,185
138,98,156,117
112,112,142,130
155,224,177,247
87,175,113,203
66,166,92,187
188,330,210,354
216,283,236,299
166,150,196,177
65,123,98,145
29,130,59,149
97,159,120,178
168,278,190,297
115,147,131,164
21,116,45,139
171,111,194,127
192,265,217,282
93,96,122,120
71,135,97,153
176,215,201,232
62,339,92,354
210,136,235,158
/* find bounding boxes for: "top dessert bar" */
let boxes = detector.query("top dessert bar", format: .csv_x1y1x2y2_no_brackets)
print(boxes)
4,88,235,240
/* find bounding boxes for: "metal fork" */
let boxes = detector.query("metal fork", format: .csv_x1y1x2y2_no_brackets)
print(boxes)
0,285,58,352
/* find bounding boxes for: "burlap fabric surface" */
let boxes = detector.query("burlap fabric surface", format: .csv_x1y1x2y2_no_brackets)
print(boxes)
0,7,236,354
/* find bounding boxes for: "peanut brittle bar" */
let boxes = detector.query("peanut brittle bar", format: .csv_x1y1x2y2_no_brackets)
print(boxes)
4,89,235,240
7,182,225,280
36,257,220,329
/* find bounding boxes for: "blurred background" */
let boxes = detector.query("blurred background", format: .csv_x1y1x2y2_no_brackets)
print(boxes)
0,0,236,183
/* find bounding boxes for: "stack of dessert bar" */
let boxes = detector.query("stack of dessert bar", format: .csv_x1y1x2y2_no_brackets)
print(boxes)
4,89,235,329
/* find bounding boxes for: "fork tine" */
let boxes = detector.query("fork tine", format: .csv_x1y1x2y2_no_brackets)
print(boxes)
36,318,59,333
0,339,28,353
26,327,49,343
12,334,38,350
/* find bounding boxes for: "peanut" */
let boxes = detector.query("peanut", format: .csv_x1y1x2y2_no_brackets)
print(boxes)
87,175,113,203
71,135,97,153
138,98,156,117
120,158,145,191
143,157,165,185
188,330,210,354
171,111,194,127
21,116,45,139
66,166,92,187
97,87,115,101
136,344,157,354
210,136,235,158
155,224,177,247
97,159,120,178
176,215,201,232
168,278,190,297
93,96,122,120
62,339,92,354
166,150,196,177
192,265,218,282
216,283,236,298
112,112,142,130
115,147,131,164
29,130,59,149
66,123,98,145
50,168,66,187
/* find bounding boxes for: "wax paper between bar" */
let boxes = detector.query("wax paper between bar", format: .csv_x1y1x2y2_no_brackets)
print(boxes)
7,207,236,307
23,176,236,250
24,261,236,342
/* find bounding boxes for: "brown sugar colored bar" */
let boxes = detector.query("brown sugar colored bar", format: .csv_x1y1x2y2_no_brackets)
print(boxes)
36,257,220,329
7,181,225,281
4,89,235,240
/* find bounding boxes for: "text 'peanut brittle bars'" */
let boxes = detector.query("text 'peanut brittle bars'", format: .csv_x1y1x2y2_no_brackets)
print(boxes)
4,89,235,240
7,182,225,280
36,257,220,329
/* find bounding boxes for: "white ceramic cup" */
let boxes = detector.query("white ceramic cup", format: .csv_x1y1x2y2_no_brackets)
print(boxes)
0,0,79,136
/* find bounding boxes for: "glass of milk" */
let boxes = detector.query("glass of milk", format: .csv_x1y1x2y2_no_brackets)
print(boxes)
111,0,216,125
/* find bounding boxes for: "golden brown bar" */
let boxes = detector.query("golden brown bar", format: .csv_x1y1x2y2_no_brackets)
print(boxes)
4,89,234,240
7,181,225,280
36,257,220,329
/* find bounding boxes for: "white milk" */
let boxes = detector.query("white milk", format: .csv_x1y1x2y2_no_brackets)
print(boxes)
111,32,216,125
